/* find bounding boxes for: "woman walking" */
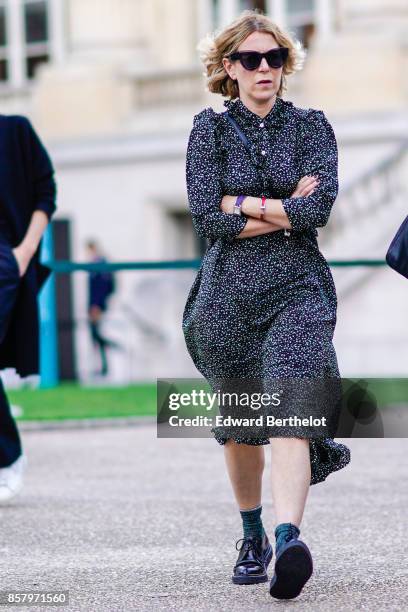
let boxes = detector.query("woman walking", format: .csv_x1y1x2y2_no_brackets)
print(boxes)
182,10,350,600
0,115,56,502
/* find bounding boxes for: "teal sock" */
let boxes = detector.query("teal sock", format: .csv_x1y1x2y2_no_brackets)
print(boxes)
240,504,265,540
275,522,300,554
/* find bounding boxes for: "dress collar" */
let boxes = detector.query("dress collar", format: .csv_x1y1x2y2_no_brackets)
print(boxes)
223,96,286,129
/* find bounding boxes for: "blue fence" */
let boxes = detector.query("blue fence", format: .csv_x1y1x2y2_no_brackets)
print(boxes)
39,246,389,388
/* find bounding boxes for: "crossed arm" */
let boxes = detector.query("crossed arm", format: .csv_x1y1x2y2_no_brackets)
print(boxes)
186,109,338,243
220,174,320,239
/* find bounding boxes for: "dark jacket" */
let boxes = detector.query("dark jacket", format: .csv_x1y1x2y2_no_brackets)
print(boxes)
88,256,115,312
0,114,57,376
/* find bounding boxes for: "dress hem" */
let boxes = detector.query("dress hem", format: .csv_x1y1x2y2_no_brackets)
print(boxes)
211,428,351,486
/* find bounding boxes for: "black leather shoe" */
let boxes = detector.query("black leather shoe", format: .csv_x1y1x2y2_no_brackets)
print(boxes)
269,535,313,599
232,532,273,585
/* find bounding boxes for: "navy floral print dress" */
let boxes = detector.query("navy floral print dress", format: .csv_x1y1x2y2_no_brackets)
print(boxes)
182,96,351,486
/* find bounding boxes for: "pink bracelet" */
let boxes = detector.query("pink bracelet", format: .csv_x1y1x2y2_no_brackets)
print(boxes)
260,196,266,220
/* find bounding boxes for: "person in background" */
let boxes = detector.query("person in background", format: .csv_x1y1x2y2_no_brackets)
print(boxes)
0,115,57,503
86,240,119,377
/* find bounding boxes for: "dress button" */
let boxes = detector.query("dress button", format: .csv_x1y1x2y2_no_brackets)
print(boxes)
259,122,265,128
261,150,266,155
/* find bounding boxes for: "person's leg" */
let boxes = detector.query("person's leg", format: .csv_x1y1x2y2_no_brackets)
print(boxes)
224,440,264,511
225,440,274,584
0,377,22,467
89,319,108,375
89,305,120,375
217,374,273,584
264,311,338,527
270,437,311,527
0,243,23,468
268,437,313,599
214,372,266,519
264,309,336,598
0,373,26,501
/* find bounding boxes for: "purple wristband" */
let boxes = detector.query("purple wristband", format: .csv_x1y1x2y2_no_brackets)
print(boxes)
233,195,246,215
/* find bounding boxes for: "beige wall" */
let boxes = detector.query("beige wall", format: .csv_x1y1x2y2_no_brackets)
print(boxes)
67,0,198,67
31,0,203,138
340,0,408,23
143,0,197,68
21,0,407,138
295,0,408,112
1,0,407,133
68,0,144,58
300,32,408,113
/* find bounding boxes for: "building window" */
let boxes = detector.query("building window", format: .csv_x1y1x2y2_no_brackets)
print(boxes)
24,0,50,79
211,0,220,28
287,0,314,13
240,0,267,12
0,0,63,89
25,0,48,43
26,52,47,78
211,0,268,29
0,3,8,82
0,4,6,45
286,0,316,48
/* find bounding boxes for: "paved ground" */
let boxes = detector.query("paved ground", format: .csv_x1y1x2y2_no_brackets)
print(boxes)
0,425,407,611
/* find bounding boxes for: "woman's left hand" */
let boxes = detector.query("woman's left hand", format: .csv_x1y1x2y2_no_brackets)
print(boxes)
12,245,33,277
220,195,237,214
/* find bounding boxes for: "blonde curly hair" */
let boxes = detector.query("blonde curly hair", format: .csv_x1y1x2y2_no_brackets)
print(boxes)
198,9,306,99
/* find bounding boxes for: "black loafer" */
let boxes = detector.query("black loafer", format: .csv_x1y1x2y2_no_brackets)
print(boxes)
269,538,313,599
232,532,273,585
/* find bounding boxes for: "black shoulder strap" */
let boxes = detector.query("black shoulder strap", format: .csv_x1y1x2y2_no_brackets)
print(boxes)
223,111,251,154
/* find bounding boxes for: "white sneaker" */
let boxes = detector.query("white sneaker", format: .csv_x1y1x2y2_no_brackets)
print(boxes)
0,455,27,503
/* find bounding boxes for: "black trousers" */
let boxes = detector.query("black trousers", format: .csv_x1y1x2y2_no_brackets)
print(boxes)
0,239,23,467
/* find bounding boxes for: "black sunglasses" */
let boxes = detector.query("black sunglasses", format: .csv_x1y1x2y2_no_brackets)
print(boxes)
229,47,289,70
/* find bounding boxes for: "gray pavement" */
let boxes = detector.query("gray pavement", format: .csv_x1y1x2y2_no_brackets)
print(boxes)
0,426,407,611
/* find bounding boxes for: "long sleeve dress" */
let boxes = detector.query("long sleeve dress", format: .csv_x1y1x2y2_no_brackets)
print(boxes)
182,96,350,486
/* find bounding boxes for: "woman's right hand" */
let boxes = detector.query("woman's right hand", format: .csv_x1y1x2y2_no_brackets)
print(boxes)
291,174,320,198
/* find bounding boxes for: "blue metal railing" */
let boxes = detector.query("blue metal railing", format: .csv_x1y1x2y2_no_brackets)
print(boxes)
47,258,388,273
39,226,58,389
39,256,389,388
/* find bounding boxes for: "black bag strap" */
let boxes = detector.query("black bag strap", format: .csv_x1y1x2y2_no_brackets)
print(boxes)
222,109,294,239
223,111,251,154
